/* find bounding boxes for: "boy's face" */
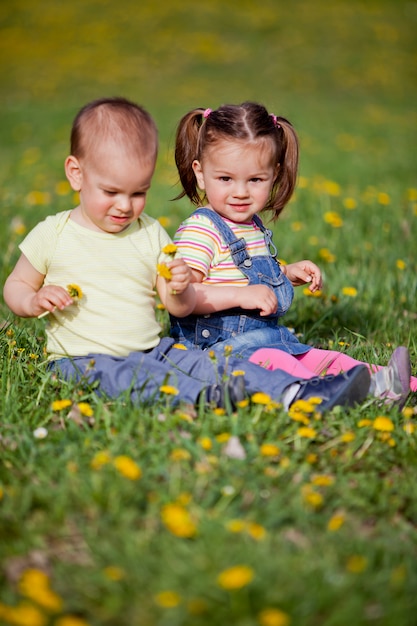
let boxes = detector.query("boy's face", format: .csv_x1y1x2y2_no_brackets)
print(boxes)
65,138,156,233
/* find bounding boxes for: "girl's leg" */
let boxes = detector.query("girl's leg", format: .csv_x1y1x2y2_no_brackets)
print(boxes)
251,346,417,396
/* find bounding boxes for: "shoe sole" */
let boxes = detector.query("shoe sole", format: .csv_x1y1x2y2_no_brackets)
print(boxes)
320,365,371,412
389,346,411,408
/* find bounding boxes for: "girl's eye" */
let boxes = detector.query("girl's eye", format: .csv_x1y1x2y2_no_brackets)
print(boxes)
219,176,231,182
104,190,117,196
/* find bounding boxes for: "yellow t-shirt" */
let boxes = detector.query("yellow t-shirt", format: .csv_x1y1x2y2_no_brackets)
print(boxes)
19,210,172,359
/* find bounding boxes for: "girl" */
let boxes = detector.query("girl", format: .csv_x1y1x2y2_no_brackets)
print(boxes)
170,101,415,407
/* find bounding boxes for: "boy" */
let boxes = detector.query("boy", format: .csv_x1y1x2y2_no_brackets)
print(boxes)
3,97,370,411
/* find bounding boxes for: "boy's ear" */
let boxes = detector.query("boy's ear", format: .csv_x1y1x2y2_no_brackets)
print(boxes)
192,160,205,190
65,155,82,191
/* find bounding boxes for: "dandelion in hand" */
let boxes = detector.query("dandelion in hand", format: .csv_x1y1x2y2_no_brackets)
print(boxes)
157,263,173,280
162,243,178,257
66,283,83,300
38,283,83,318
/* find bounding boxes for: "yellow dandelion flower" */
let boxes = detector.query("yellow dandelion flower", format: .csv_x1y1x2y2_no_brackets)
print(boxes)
51,399,72,411
55,616,91,626
103,565,125,581
247,522,267,541
157,263,172,280
236,398,250,408
19,569,63,613
311,474,334,487
217,564,254,590
324,211,343,227
327,512,345,531
373,416,394,432
232,370,246,377
158,216,171,228
396,259,406,270
176,492,192,506
77,402,93,417
173,343,187,350
55,180,71,196
302,489,323,509
342,286,358,297
318,248,336,263
403,422,415,435
226,519,246,533
197,437,212,450
170,448,191,462
113,456,142,480
258,607,291,626
402,407,415,419
377,192,390,205
341,431,355,443
66,284,83,299
3,602,47,626
251,392,272,405
260,443,280,457
346,555,368,573
343,197,357,210
159,384,179,395
291,221,303,231
161,503,197,538
323,180,341,196
216,432,231,443
90,450,112,469
214,407,226,416
297,427,317,439
357,419,372,428
162,243,178,256
154,590,181,608
387,437,396,447
156,303,166,310
306,453,318,464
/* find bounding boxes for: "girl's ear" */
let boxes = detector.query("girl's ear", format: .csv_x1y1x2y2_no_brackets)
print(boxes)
65,155,83,191
192,160,205,190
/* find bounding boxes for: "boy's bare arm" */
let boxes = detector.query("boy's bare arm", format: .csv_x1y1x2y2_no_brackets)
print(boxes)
3,254,73,317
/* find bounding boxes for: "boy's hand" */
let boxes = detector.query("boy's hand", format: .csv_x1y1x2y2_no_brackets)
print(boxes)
166,258,192,295
33,285,74,317
282,260,323,292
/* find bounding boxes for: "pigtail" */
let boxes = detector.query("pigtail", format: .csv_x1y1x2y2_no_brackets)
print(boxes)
173,108,206,205
268,117,299,220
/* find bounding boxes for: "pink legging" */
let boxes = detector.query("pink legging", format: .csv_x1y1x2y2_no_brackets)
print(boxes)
249,348,417,392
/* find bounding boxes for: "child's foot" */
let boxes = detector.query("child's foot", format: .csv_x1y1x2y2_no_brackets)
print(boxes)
369,346,411,408
291,365,370,413
200,375,246,409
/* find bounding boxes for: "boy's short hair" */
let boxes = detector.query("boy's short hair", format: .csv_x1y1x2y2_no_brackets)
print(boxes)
70,97,158,162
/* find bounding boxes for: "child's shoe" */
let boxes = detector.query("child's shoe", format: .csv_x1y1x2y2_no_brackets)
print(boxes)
369,346,411,408
291,365,370,413
200,374,246,409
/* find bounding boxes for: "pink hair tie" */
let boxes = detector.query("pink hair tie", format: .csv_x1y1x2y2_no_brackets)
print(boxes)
203,108,212,118
270,113,281,128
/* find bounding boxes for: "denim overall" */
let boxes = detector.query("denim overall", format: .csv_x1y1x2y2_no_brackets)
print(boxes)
170,208,311,359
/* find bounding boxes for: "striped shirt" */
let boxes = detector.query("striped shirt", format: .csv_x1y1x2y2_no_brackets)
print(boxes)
174,211,269,286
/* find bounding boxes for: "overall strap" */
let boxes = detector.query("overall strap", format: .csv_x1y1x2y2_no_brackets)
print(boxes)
252,214,278,259
192,208,253,268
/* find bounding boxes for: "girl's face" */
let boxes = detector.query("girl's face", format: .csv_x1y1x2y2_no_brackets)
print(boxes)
65,139,155,234
192,139,278,223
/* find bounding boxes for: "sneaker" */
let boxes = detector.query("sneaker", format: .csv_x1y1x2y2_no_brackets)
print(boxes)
369,346,411,408
291,365,370,413
200,374,246,409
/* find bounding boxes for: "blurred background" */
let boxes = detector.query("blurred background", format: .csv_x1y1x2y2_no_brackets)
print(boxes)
0,0,416,341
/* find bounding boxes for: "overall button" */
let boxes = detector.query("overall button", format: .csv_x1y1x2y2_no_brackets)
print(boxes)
243,259,252,267
202,329,211,338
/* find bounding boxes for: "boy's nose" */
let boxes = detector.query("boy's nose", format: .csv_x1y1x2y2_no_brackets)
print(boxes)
115,196,131,212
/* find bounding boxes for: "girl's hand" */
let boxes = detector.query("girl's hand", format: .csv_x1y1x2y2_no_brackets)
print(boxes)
33,285,74,317
282,260,323,292
235,284,278,316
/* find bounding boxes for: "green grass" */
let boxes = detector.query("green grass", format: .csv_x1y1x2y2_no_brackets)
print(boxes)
0,1,417,625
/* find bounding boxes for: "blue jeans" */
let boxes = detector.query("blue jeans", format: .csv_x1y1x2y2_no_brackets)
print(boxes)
49,337,300,405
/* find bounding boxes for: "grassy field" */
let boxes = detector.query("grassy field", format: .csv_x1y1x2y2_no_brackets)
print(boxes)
0,1,416,625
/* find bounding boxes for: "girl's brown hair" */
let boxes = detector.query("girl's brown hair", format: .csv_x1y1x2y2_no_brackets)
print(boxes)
174,101,299,220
